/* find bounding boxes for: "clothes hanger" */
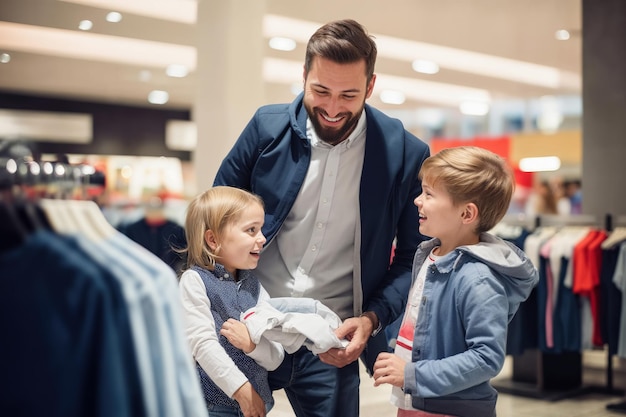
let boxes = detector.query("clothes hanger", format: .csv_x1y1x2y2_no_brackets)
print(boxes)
601,226,626,249
40,161,117,241
38,162,82,235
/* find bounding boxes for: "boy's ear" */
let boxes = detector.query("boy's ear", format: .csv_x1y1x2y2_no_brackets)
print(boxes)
205,229,219,251
462,203,479,224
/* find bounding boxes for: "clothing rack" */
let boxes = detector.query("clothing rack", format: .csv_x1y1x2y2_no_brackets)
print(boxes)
605,214,626,413
0,139,96,197
493,213,625,401
0,139,208,417
499,213,541,229
0,140,99,251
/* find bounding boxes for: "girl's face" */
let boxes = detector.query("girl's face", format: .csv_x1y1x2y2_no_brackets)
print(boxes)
209,202,266,276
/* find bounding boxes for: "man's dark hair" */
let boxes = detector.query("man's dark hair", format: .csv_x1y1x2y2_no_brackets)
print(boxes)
304,19,377,83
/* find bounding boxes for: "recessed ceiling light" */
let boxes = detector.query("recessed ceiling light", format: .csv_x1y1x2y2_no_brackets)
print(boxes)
43,162,53,175
269,37,296,51
166,64,188,78
78,20,93,31
555,30,570,41
380,90,406,105
148,90,169,105
0,53,10,64
5,159,17,174
263,15,580,90
412,59,439,74
106,12,122,23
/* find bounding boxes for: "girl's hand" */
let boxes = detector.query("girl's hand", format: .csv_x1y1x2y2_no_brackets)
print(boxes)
233,381,266,417
221,318,255,353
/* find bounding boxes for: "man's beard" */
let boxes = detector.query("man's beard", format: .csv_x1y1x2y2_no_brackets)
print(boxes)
305,103,363,146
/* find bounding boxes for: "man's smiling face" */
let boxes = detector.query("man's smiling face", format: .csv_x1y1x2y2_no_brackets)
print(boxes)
303,56,375,146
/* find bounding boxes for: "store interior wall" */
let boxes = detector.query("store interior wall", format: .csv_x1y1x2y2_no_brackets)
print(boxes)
193,0,266,194
0,91,191,160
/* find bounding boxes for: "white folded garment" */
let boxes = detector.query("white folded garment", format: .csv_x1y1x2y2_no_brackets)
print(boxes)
241,297,349,354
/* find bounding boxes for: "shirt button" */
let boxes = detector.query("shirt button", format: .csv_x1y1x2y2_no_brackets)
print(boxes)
317,222,324,229
311,245,317,252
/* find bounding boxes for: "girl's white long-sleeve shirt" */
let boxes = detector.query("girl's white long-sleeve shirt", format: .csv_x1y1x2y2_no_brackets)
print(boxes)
178,269,284,398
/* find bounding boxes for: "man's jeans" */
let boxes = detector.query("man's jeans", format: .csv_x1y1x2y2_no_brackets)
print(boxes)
269,346,360,417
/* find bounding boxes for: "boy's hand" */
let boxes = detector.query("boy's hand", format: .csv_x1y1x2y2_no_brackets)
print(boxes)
372,352,406,388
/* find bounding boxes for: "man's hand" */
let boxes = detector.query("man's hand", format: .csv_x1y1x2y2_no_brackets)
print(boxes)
318,315,373,367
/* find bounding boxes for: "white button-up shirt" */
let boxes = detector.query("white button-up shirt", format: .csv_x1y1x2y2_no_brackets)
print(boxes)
256,111,367,319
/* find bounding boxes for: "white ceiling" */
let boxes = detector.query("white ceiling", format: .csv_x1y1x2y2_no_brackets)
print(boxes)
0,0,582,113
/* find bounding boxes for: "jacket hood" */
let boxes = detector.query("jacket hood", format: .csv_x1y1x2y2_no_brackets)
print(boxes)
461,233,539,318
420,233,539,319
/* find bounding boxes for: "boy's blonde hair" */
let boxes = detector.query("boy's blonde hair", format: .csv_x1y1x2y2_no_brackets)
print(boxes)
182,186,264,270
419,146,514,233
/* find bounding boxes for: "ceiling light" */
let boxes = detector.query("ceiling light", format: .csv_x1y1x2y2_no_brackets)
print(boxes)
519,156,561,172
81,164,96,175
269,37,296,52
6,159,17,174
263,15,580,90
106,12,122,23
0,22,196,69
54,163,66,176
0,53,10,64
555,30,570,41
459,101,490,116
78,20,93,31
166,64,188,78
379,90,406,105
60,0,197,24
412,59,439,74
29,161,41,176
263,58,491,108
148,90,169,105
43,162,53,175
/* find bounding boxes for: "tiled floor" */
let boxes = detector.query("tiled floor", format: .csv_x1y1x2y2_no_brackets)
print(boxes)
269,350,626,416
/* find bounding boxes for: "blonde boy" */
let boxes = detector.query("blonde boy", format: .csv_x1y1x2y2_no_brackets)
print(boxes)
373,146,539,417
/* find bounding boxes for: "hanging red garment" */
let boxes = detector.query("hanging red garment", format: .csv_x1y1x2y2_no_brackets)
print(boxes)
572,229,607,347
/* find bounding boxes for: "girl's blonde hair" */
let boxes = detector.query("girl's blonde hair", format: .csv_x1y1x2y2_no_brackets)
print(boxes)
419,146,514,233
182,186,264,270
